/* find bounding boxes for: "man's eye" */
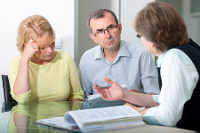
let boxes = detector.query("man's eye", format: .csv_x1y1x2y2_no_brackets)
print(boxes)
108,26,114,30
97,30,103,34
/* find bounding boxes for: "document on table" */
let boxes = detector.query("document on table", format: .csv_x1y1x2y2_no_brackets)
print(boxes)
36,105,146,132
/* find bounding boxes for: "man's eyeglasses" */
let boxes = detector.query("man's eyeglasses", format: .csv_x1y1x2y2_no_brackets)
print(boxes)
136,34,142,39
93,25,118,37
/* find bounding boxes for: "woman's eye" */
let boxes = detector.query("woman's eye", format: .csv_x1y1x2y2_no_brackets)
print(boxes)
51,42,55,46
39,47,45,50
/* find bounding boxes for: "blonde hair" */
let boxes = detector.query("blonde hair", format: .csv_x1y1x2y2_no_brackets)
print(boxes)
16,15,55,53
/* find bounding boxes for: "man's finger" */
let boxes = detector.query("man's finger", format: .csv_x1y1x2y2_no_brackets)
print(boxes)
104,77,114,85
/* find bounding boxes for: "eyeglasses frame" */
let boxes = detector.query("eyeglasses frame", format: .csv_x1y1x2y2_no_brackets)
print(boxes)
136,34,142,39
93,25,119,37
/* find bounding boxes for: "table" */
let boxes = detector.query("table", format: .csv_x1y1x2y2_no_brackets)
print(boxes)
0,101,197,133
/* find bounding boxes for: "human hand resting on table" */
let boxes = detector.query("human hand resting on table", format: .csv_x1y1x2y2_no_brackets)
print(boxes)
93,77,128,101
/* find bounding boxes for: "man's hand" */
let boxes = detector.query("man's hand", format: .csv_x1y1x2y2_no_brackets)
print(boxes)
94,77,127,101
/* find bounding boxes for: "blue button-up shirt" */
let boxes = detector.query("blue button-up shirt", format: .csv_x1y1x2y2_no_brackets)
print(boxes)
79,40,160,97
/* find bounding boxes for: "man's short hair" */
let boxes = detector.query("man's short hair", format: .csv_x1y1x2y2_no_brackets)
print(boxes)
87,9,118,31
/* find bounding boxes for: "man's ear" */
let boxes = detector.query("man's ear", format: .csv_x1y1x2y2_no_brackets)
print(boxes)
89,34,97,43
118,23,122,34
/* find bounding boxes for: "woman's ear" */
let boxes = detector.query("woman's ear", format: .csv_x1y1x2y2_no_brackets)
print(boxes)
151,43,154,48
24,42,27,46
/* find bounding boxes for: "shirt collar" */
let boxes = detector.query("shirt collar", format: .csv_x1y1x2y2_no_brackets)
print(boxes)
156,51,167,67
94,40,131,61
94,46,104,60
118,40,131,58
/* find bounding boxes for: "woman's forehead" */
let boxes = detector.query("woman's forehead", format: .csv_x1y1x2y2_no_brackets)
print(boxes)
36,35,55,46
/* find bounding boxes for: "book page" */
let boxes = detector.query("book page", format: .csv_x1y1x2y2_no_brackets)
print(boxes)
64,105,141,124
64,113,77,127
36,117,73,129
35,117,80,131
36,105,144,132
87,93,106,103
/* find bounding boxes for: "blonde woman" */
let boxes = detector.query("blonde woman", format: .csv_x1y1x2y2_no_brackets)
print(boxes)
8,15,84,103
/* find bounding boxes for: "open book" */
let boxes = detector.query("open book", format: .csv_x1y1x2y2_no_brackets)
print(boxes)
36,105,146,132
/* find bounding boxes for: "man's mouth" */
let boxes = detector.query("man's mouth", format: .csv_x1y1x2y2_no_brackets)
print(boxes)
105,39,114,45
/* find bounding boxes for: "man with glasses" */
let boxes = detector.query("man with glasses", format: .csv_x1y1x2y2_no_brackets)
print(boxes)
79,9,160,98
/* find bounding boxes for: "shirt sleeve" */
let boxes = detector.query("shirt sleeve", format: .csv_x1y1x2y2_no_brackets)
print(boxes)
152,95,159,103
139,51,160,94
8,56,31,103
66,53,84,101
143,52,199,126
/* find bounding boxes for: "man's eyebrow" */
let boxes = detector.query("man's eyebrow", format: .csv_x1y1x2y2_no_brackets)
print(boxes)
96,24,114,32
106,24,113,28
96,28,103,32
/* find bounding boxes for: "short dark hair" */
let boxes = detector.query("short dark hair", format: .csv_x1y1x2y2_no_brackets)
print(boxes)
87,9,118,31
134,1,189,52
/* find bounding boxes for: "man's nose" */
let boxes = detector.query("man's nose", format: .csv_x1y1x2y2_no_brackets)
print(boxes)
104,29,111,38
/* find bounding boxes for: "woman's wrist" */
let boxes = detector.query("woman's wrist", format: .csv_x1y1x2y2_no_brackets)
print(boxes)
122,89,130,101
138,107,146,113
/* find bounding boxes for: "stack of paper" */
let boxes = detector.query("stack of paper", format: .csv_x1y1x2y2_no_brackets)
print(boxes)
36,105,146,132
